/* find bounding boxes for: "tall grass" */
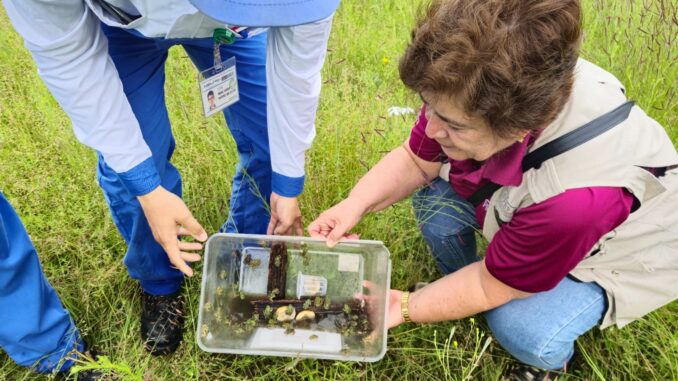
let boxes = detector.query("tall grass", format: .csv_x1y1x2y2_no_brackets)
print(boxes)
0,0,676,379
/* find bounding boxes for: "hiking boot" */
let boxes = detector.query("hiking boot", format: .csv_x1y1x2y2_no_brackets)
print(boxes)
73,345,104,381
71,370,105,381
502,347,583,381
503,343,583,381
503,362,562,381
140,291,185,355
57,344,104,380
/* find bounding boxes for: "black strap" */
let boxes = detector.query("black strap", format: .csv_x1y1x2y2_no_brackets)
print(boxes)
94,0,140,25
467,182,502,208
468,101,635,208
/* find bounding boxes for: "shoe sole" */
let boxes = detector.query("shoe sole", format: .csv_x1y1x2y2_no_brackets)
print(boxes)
144,340,181,356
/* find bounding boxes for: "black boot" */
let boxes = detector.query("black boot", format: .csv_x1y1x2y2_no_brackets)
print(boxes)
75,345,105,381
140,291,185,355
503,346,582,381
503,362,561,381
57,344,104,380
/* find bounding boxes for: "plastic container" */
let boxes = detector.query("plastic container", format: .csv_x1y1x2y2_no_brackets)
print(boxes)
197,233,391,362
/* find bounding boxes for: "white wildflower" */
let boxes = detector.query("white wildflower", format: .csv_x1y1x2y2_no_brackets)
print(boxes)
387,106,415,116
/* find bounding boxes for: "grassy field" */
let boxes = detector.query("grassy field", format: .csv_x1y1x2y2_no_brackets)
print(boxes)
1,0,677,379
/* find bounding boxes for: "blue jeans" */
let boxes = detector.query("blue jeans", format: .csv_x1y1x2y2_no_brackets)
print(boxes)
0,192,83,373
99,26,271,295
413,177,479,274
413,178,606,370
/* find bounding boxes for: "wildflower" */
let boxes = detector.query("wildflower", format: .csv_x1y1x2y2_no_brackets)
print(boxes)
387,106,415,117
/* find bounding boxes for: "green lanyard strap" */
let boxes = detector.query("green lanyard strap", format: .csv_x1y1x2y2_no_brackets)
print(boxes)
213,28,236,67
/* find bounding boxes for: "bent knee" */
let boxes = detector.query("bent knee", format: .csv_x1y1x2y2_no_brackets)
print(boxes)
486,310,573,370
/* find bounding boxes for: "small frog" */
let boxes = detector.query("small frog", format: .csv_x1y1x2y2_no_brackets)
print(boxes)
249,259,261,268
343,304,352,314
300,242,310,266
263,305,273,319
246,314,259,329
243,254,261,268
302,298,312,309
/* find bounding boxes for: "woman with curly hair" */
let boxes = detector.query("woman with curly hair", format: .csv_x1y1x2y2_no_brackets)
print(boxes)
310,0,678,378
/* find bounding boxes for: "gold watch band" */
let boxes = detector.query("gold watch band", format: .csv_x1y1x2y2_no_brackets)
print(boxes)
401,291,412,323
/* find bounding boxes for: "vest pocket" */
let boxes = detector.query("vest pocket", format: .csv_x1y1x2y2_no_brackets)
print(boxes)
85,0,146,28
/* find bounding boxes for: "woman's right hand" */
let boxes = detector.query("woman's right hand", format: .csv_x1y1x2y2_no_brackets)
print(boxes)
307,196,366,247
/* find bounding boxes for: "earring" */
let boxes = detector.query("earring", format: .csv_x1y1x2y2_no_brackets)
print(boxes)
518,133,529,143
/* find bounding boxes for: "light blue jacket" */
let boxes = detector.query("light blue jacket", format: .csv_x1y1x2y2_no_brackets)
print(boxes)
3,0,332,196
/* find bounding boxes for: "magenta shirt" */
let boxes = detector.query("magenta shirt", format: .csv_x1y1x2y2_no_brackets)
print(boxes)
409,107,634,292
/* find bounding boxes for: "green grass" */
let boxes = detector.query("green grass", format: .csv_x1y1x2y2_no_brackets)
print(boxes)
1,0,677,379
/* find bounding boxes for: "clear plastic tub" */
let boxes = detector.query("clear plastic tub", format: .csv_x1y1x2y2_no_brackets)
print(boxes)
196,234,391,362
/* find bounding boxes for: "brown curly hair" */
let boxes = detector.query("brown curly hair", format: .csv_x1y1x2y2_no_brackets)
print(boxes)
399,0,582,138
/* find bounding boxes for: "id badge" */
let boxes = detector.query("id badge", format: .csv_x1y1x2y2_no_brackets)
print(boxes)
199,57,239,117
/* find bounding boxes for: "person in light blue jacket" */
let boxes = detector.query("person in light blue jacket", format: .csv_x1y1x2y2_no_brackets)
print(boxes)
1,0,338,373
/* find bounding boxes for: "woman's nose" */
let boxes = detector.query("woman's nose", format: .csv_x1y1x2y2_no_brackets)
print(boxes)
425,116,447,140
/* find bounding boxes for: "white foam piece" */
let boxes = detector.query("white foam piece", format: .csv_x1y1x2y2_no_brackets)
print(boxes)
247,328,342,354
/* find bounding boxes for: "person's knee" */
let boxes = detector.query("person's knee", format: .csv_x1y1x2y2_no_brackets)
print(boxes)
419,214,475,242
486,310,573,370
415,180,474,224
415,197,474,239
415,193,476,252
419,217,477,274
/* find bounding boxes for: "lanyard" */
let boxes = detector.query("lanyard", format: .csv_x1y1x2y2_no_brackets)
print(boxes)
213,28,236,67
201,29,241,117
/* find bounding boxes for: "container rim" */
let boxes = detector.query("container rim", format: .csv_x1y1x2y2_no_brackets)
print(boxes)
204,233,391,251
196,233,391,362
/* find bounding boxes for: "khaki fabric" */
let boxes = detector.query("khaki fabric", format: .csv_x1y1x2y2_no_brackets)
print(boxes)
479,59,678,328
570,167,678,328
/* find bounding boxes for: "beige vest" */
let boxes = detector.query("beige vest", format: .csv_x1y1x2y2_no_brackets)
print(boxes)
478,59,678,328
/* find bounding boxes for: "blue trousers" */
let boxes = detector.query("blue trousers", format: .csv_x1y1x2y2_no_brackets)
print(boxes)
0,192,83,373
99,26,271,295
413,178,606,370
